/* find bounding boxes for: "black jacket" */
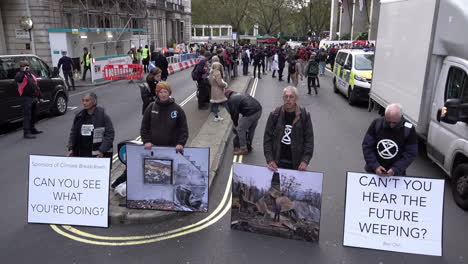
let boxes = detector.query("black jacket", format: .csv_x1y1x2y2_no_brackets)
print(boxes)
140,98,188,147
140,78,158,114
58,56,74,72
278,53,286,68
362,117,418,176
155,55,169,76
264,105,314,170
15,71,39,97
68,106,115,157
226,92,262,126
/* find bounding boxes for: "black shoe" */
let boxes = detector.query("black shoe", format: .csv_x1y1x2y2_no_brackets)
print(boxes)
24,133,36,139
31,129,43,135
279,78,283,81
272,75,276,78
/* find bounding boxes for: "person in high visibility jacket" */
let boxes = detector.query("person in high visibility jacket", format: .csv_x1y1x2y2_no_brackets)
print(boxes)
142,45,150,73
81,47,92,81
136,46,142,63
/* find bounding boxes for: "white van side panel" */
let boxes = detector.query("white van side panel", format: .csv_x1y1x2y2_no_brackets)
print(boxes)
370,0,438,126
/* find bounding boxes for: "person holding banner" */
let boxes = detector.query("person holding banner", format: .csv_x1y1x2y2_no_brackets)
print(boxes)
264,86,314,171
140,82,188,154
362,104,418,176
67,92,115,158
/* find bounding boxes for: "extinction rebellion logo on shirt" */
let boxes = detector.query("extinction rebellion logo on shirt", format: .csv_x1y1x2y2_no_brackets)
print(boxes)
171,111,178,119
281,125,292,145
377,139,399,159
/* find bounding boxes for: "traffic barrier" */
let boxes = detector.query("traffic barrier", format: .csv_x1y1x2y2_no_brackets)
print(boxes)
103,64,143,80
168,65,175,75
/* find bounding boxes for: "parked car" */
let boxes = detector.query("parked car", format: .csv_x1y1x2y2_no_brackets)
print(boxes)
332,49,374,105
0,54,68,125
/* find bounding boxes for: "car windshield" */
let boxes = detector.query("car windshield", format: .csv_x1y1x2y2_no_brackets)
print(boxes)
355,54,374,71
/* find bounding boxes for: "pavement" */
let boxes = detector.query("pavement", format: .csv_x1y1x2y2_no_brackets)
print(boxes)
108,75,253,224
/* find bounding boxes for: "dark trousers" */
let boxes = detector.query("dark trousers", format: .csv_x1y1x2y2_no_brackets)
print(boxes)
82,65,90,80
143,59,149,73
287,72,291,83
243,62,249,75
63,71,75,90
262,61,265,73
22,96,37,133
278,160,293,170
279,67,284,80
307,76,320,94
197,80,211,106
253,64,261,78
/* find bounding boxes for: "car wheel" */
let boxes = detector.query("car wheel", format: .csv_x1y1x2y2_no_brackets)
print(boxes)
52,93,67,115
333,77,338,93
452,164,468,211
348,87,357,106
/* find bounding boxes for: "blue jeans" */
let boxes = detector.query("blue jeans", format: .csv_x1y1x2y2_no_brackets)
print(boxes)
319,61,326,74
211,101,228,117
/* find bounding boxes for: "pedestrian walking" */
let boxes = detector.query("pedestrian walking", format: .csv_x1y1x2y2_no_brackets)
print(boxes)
142,45,150,73
318,48,328,75
57,51,75,91
225,89,262,155
304,55,320,95
141,82,188,153
289,55,302,88
209,58,228,122
67,92,114,158
140,67,162,114
155,51,169,81
15,60,42,139
81,47,91,81
278,50,286,81
253,49,263,79
242,46,250,76
272,51,279,78
264,86,314,171
193,52,212,109
362,104,418,176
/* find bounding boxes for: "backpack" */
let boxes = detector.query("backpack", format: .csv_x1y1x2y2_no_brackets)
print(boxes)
307,61,319,76
191,61,204,81
288,62,296,73
374,118,412,139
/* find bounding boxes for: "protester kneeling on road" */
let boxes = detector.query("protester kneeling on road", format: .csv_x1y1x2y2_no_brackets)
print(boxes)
225,89,262,155
362,104,418,176
140,67,162,114
209,57,228,122
67,92,115,157
264,86,314,171
141,81,188,153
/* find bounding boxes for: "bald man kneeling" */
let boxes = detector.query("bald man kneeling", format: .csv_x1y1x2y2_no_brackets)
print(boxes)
362,104,418,176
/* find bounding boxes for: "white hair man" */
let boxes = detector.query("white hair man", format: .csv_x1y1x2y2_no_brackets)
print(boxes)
264,86,314,171
362,104,418,176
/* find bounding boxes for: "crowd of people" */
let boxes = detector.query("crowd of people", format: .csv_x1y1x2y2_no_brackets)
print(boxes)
16,38,416,189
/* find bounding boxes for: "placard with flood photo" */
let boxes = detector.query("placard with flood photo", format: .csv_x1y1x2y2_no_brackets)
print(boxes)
127,145,209,212
143,159,173,184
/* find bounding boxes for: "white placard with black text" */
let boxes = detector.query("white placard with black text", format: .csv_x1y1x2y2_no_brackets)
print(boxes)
343,172,444,256
28,155,110,227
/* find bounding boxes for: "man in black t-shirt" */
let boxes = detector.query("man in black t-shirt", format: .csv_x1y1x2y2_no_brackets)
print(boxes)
264,86,314,171
362,104,418,176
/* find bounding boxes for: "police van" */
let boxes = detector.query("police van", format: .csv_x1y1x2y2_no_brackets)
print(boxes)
332,49,374,105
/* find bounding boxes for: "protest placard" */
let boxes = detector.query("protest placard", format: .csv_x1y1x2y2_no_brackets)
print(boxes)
28,155,110,227
343,172,444,256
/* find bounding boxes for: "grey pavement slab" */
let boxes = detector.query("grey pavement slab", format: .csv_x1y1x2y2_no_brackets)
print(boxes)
109,75,253,224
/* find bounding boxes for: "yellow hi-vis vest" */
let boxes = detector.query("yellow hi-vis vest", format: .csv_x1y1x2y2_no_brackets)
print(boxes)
83,53,90,66
142,48,149,59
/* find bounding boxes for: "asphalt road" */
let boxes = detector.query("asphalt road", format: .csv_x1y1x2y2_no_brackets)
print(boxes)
1,65,468,264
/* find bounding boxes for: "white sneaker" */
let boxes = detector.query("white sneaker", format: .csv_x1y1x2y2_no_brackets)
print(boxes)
214,116,224,122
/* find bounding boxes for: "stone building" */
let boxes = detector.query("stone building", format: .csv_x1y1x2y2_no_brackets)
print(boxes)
0,0,192,65
329,0,380,40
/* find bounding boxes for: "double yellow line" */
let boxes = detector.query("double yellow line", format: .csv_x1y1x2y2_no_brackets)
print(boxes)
50,155,242,245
